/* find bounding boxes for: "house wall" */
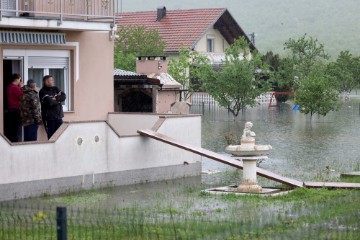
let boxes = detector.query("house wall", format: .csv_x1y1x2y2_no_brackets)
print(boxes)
0,115,202,201
65,31,114,122
157,91,179,114
195,27,230,53
0,31,114,136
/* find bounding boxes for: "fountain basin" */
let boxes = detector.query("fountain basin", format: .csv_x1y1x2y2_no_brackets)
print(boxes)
225,144,272,156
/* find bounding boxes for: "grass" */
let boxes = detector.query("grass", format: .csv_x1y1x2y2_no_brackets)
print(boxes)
1,187,359,239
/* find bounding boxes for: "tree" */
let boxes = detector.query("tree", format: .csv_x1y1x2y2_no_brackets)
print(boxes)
327,51,360,94
201,37,270,117
168,49,210,101
114,25,166,71
295,65,339,118
284,34,329,84
262,51,294,102
261,51,281,72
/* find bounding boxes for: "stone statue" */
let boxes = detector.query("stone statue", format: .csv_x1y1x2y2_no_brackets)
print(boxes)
241,122,256,143
225,121,272,156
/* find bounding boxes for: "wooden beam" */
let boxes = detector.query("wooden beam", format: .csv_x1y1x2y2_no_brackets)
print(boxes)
138,129,304,188
304,182,360,189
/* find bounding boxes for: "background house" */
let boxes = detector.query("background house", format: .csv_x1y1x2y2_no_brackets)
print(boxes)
117,7,256,64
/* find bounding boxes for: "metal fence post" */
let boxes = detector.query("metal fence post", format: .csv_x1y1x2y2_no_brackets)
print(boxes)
56,206,67,240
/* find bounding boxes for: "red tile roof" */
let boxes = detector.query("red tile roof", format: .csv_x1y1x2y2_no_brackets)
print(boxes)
117,8,229,53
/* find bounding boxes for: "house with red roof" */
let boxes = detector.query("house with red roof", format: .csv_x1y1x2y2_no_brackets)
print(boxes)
117,7,256,63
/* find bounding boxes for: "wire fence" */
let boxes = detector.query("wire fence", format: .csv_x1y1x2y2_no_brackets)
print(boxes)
0,199,359,240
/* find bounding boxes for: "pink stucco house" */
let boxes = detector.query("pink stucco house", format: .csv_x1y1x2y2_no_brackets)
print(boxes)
0,1,202,201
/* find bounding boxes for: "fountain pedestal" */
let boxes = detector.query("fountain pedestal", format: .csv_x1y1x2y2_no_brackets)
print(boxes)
236,156,267,193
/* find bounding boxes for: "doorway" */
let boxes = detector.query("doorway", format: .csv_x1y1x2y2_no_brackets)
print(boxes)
3,57,24,141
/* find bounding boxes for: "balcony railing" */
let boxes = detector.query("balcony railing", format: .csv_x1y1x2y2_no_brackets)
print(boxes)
0,0,116,25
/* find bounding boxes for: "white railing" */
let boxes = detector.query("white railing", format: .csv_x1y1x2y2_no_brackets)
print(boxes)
0,0,116,25
190,92,276,106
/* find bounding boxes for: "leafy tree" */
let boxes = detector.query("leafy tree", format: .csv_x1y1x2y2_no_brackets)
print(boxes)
114,25,166,71
262,52,294,102
261,51,281,72
284,34,329,84
201,37,270,117
168,49,210,101
295,64,340,117
327,51,360,94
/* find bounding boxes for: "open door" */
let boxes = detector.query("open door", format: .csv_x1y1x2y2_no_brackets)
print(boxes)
2,57,23,140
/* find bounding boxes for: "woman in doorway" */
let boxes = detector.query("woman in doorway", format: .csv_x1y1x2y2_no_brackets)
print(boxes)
20,79,42,142
5,74,23,142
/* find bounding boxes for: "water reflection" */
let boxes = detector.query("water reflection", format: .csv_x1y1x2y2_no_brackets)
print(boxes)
194,99,360,182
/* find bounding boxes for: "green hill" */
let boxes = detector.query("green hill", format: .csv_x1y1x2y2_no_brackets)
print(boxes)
118,0,360,58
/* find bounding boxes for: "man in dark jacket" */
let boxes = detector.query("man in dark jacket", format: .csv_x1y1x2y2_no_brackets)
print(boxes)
39,75,66,140
20,80,42,141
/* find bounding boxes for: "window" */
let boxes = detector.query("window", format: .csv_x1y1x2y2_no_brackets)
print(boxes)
3,49,71,111
207,38,214,52
206,34,215,52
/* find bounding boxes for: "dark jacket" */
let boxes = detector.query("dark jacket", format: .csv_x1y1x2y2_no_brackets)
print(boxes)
39,86,66,121
20,86,42,126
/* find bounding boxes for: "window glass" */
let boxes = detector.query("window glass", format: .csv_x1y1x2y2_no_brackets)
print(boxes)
28,68,44,91
49,68,66,106
207,39,214,52
49,69,65,93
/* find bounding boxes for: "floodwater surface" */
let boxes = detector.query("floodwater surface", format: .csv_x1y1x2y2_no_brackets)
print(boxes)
197,98,360,183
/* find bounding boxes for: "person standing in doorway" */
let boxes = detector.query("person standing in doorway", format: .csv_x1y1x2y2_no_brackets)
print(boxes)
20,80,42,141
5,74,23,142
39,75,66,140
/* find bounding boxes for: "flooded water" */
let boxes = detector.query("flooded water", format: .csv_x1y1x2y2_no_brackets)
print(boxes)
2,97,360,239
196,98,360,183
6,97,360,208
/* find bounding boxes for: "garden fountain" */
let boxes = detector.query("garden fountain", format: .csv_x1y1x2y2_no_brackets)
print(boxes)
225,122,272,193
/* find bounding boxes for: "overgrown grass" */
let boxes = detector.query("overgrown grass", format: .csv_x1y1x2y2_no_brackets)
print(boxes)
1,188,359,239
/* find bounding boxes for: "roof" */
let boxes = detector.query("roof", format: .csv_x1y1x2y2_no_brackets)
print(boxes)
114,69,144,77
147,73,182,89
114,69,160,85
117,8,255,53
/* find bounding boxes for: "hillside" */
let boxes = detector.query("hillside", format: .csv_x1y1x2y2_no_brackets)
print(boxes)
118,0,360,58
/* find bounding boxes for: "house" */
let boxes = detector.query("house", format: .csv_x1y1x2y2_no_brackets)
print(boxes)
0,0,116,137
114,56,183,114
117,7,256,63
0,1,201,201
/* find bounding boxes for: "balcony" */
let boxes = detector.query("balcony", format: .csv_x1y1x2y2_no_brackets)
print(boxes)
0,0,116,31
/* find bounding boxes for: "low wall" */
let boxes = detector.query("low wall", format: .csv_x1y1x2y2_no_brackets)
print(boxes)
107,113,161,136
0,114,202,201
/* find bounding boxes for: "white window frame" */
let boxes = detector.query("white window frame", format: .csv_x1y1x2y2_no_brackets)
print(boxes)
3,49,72,111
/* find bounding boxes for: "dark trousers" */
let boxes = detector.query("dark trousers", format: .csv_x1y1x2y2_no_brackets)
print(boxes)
4,109,21,142
24,124,39,142
45,119,63,140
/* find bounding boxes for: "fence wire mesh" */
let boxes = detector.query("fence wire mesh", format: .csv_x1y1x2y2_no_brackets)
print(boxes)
0,199,359,240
